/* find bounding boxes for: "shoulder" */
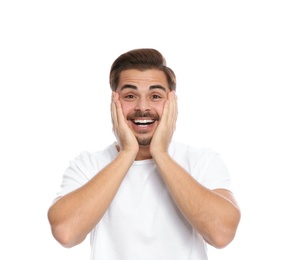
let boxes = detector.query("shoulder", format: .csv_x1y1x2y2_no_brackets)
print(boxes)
169,140,231,189
70,142,118,172
169,140,224,175
169,140,217,162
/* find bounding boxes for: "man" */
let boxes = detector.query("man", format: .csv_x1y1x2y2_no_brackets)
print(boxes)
48,48,241,259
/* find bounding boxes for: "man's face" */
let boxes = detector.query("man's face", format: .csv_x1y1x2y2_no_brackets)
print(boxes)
116,69,170,146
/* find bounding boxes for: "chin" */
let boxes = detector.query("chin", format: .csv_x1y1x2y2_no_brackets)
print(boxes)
136,137,152,146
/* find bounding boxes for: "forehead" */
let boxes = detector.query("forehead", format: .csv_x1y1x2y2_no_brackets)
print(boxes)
117,69,169,91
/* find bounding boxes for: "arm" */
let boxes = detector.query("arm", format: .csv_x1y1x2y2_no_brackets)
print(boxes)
152,153,240,248
150,91,241,248
48,92,138,248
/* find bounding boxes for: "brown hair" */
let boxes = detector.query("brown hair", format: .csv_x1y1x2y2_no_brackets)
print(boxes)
109,48,176,91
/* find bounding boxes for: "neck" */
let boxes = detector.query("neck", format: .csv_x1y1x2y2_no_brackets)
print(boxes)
115,143,152,161
135,145,152,161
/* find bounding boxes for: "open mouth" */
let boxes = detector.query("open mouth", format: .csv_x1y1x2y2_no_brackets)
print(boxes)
131,119,156,126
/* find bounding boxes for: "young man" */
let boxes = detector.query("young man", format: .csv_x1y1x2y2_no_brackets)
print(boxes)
48,48,241,259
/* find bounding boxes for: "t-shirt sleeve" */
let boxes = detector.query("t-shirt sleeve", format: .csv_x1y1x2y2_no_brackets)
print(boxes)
55,151,99,199
193,148,232,190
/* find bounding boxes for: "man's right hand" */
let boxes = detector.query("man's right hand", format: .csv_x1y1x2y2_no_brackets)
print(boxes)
111,92,139,156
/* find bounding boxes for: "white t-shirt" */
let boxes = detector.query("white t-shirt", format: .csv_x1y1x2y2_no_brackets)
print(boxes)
56,140,231,260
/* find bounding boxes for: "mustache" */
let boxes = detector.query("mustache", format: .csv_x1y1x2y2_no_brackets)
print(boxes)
127,111,159,120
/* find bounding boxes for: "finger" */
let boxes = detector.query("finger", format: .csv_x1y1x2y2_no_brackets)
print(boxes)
168,91,178,130
172,91,178,121
160,91,174,126
111,92,123,147
161,98,170,125
167,91,176,119
111,92,118,129
114,94,125,126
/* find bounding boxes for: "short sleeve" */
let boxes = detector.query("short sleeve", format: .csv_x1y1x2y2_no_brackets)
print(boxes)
55,151,99,199
197,149,231,190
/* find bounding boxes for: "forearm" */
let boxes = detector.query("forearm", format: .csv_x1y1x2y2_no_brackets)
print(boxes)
153,152,241,248
48,150,136,248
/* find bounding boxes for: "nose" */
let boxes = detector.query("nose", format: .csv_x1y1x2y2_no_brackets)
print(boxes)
134,97,151,111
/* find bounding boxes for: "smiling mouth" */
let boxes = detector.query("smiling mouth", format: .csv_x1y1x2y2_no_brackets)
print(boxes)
131,119,156,126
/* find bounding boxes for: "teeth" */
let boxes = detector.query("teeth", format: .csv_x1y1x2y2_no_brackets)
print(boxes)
134,119,154,124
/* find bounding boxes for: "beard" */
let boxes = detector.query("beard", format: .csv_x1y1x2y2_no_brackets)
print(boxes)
136,136,152,146
127,110,159,146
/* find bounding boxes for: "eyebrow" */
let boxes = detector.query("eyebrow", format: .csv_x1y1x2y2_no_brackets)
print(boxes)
120,84,167,92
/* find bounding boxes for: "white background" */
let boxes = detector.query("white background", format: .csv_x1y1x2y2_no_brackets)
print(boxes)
1,1,294,259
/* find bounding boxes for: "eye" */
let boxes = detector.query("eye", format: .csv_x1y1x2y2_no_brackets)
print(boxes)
150,94,162,100
125,94,135,99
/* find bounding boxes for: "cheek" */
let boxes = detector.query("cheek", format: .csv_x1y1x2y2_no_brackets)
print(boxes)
154,102,165,117
120,102,133,117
